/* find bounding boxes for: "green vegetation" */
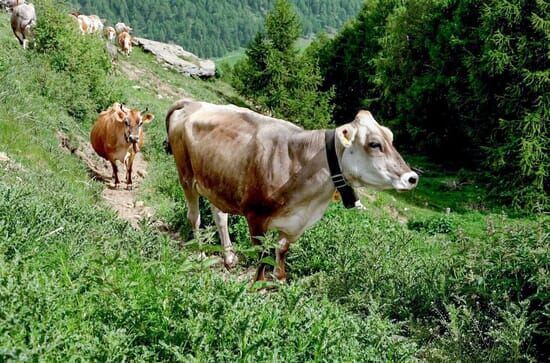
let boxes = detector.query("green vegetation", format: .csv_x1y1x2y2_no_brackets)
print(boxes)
1,1,548,361
69,0,364,58
313,0,549,211
231,0,333,129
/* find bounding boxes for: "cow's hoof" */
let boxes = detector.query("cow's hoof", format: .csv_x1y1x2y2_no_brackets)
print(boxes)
274,271,287,283
126,184,133,191
224,252,239,269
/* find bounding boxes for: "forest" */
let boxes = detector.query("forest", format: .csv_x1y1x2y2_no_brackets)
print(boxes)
70,0,364,57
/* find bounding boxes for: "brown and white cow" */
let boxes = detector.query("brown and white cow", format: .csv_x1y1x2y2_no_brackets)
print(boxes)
104,26,116,42
91,103,154,189
11,2,35,49
118,31,132,56
75,14,92,34
165,99,418,282
115,22,132,35
88,14,103,33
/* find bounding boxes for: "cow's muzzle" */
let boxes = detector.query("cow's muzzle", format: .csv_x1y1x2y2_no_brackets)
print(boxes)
394,171,419,191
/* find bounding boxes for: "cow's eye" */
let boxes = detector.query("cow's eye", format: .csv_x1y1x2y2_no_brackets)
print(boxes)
368,142,382,150
124,119,130,126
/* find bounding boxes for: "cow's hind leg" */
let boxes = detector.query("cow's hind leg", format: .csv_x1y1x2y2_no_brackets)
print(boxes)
211,205,238,268
182,184,200,233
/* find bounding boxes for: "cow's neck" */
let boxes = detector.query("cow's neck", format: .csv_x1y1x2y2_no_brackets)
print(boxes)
285,129,340,204
268,129,344,237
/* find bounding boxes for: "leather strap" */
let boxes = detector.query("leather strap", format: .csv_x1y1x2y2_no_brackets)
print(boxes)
325,130,358,209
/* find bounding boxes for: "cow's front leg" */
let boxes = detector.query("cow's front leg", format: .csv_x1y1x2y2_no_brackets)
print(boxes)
124,150,136,190
211,205,238,268
275,234,293,282
110,160,120,187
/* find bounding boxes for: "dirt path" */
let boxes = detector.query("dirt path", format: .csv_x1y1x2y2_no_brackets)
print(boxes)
118,59,185,100
58,132,156,228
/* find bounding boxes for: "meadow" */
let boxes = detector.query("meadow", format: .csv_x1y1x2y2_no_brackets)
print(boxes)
0,3,548,362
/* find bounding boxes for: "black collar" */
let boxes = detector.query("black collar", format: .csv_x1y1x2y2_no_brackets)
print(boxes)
325,130,358,209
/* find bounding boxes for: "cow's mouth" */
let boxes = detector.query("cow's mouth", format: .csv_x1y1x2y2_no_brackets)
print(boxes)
132,142,139,153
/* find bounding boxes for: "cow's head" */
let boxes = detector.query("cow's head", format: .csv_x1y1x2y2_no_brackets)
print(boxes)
113,105,155,147
336,111,418,191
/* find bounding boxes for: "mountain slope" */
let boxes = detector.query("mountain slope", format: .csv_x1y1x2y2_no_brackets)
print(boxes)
1,4,547,361
70,0,364,57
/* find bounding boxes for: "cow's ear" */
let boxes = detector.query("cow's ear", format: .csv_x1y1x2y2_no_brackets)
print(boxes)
142,114,155,124
114,110,126,122
336,125,357,148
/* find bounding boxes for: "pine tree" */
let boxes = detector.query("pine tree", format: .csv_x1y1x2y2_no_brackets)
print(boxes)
232,0,333,129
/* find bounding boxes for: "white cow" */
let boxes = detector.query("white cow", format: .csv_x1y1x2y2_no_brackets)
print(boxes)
115,22,132,35
11,2,35,49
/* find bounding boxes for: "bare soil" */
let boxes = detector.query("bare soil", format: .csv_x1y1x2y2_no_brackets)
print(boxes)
58,131,155,228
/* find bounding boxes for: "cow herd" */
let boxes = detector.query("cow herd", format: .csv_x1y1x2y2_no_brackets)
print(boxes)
3,2,420,284
3,1,134,56
68,12,134,56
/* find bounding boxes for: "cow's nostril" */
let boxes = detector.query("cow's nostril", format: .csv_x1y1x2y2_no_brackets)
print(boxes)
408,176,417,184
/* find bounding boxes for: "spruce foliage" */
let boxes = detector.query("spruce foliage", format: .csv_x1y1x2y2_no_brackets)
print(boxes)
232,0,333,129
70,0,364,58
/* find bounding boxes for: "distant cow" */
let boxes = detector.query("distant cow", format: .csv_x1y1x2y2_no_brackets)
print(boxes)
75,14,92,34
104,26,116,42
118,31,132,56
114,22,131,35
88,14,103,33
11,3,35,49
91,103,155,189
165,99,419,282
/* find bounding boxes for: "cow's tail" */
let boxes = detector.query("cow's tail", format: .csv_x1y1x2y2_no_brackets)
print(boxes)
164,98,191,155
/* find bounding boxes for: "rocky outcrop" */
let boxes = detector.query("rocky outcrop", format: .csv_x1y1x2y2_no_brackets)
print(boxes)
133,37,215,78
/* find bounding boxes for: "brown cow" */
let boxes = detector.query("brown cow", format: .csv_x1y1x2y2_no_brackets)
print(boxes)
104,26,116,42
91,103,154,189
11,2,35,49
118,31,132,56
165,99,419,282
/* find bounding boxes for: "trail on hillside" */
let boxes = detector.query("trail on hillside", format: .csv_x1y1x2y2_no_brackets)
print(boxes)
58,132,157,228
118,59,185,100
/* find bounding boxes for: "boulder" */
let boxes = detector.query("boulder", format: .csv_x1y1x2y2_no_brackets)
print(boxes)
133,37,215,78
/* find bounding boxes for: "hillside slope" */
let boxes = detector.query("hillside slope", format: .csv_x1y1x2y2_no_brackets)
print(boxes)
70,0,364,57
1,5,548,361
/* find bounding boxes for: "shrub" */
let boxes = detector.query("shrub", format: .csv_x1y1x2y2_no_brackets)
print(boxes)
32,0,122,122
407,215,456,235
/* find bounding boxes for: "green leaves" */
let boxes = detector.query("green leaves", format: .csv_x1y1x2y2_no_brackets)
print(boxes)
231,0,333,129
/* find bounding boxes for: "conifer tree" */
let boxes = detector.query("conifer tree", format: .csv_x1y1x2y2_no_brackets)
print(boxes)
232,0,333,129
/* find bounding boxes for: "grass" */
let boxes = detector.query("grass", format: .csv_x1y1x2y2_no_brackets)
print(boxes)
1,7,549,362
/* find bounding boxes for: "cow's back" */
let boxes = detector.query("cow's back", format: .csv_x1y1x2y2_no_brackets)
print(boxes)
168,101,302,215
